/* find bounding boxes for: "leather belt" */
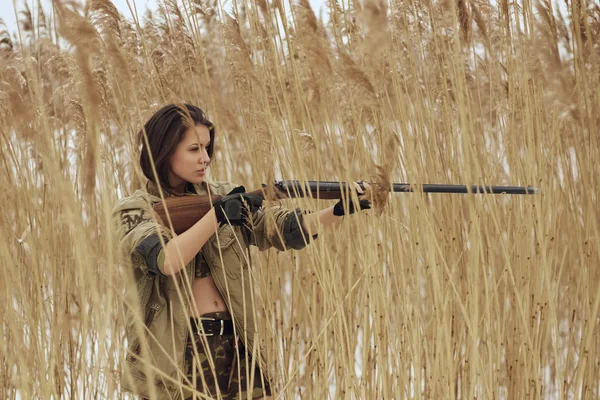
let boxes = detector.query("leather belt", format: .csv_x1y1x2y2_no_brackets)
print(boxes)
191,317,234,336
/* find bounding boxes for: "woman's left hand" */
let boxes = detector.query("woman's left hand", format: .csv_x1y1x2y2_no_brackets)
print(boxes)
333,181,372,216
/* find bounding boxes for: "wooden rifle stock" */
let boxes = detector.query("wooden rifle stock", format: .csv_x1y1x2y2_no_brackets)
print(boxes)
153,189,266,235
153,180,538,234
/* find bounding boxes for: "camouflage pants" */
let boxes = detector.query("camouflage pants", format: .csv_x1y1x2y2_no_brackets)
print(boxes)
184,312,271,400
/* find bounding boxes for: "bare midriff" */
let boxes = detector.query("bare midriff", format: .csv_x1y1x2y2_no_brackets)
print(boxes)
189,276,228,318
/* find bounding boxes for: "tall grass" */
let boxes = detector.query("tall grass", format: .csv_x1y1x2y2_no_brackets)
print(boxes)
1,0,598,398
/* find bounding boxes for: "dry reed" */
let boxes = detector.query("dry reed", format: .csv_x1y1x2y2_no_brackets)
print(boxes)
0,0,598,399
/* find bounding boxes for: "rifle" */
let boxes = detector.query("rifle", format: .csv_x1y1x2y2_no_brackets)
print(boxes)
153,180,539,234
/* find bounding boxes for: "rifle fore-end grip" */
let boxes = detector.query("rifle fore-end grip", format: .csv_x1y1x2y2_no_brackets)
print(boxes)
274,180,355,200
153,195,221,235
307,191,345,200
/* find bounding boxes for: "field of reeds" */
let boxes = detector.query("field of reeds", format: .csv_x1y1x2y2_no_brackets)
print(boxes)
1,0,598,398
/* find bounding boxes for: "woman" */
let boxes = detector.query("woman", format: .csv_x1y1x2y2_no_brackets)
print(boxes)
113,104,371,400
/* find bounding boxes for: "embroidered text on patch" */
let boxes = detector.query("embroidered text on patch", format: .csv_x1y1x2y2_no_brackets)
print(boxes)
121,209,146,233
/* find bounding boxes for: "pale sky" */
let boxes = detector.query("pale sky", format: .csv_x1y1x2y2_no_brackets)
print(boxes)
0,0,327,36
0,0,151,33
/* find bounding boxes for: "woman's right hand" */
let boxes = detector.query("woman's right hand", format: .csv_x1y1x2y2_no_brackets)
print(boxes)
213,186,263,226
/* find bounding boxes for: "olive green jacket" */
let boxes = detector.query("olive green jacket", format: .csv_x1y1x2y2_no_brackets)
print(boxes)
112,180,313,399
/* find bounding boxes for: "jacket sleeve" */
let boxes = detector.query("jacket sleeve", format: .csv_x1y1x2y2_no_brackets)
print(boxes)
135,234,169,277
112,197,174,277
246,202,317,251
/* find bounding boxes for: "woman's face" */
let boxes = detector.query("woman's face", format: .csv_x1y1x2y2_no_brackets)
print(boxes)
168,124,211,192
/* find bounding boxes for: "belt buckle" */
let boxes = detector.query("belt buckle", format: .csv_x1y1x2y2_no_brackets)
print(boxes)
197,316,215,337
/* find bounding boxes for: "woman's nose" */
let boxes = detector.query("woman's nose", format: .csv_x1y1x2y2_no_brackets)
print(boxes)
200,149,210,164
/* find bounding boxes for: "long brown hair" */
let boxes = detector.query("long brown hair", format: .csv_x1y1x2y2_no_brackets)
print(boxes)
138,104,215,192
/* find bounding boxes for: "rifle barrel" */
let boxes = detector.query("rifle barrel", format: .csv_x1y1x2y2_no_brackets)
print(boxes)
392,183,539,195
274,180,539,197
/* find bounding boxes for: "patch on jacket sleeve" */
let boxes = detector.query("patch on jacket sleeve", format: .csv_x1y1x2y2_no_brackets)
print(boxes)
282,208,316,250
135,234,168,277
120,209,146,234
